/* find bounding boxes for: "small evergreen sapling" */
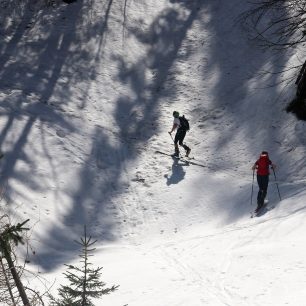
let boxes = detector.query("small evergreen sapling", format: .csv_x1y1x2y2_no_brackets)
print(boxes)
50,226,118,306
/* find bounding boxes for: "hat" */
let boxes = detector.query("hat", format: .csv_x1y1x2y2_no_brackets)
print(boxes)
173,111,179,118
260,151,269,157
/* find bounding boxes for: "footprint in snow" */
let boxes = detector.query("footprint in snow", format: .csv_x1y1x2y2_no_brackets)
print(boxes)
56,129,66,138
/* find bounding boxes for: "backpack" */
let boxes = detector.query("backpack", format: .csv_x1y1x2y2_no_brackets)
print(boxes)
179,115,190,131
256,154,270,175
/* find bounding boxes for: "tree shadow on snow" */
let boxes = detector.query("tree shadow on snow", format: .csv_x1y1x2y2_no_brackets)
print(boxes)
186,0,295,224
0,0,121,268
1,0,293,270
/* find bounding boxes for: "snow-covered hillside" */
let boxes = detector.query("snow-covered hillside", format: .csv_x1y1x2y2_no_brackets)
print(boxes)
1,0,306,305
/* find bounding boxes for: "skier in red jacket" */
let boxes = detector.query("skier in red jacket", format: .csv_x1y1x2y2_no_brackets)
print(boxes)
252,151,276,212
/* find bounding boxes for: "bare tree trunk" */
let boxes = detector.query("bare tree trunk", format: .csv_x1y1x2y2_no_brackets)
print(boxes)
0,256,16,305
0,238,30,306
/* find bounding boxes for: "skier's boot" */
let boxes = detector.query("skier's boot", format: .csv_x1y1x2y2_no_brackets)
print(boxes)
255,201,264,214
173,145,180,158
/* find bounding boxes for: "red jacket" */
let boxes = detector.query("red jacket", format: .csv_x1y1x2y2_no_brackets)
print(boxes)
255,154,272,176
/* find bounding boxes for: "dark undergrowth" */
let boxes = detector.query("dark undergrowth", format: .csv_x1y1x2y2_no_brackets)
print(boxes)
286,97,306,121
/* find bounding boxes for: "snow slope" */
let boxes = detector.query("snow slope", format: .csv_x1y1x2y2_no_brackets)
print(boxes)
1,0,306,305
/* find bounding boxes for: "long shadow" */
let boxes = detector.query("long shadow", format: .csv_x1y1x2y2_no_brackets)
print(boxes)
30,1,204,271
0,0,116,186
210,2,290,160
185,1,293,223
0,1,116,267
77,0,114,109
154,1,296,225
113,1,203,146
0,2,33,75
33,127,125,270
0,2,91,195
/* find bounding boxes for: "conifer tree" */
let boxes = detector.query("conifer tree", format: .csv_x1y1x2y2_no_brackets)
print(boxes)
50,226,118,306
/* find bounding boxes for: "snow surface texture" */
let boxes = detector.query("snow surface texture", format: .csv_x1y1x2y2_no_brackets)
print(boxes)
1,0,306,305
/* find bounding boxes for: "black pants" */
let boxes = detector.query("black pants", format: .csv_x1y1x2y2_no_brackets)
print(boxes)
174,129,189,151
257,175,269,208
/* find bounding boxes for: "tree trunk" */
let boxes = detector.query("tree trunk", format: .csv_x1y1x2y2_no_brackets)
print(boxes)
0,238,30,306
0,257,16,305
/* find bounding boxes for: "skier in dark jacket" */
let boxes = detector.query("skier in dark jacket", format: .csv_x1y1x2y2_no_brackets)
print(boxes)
169,111,191,157
252,151,276,212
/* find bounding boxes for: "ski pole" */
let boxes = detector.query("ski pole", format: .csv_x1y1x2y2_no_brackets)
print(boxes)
250,168,255,206
272,167,281,201
168,132,174,143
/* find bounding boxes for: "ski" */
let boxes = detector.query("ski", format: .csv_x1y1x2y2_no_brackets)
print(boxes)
251,206,264,218
251,203,275,218
155,151,206,168
155,150,194,160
